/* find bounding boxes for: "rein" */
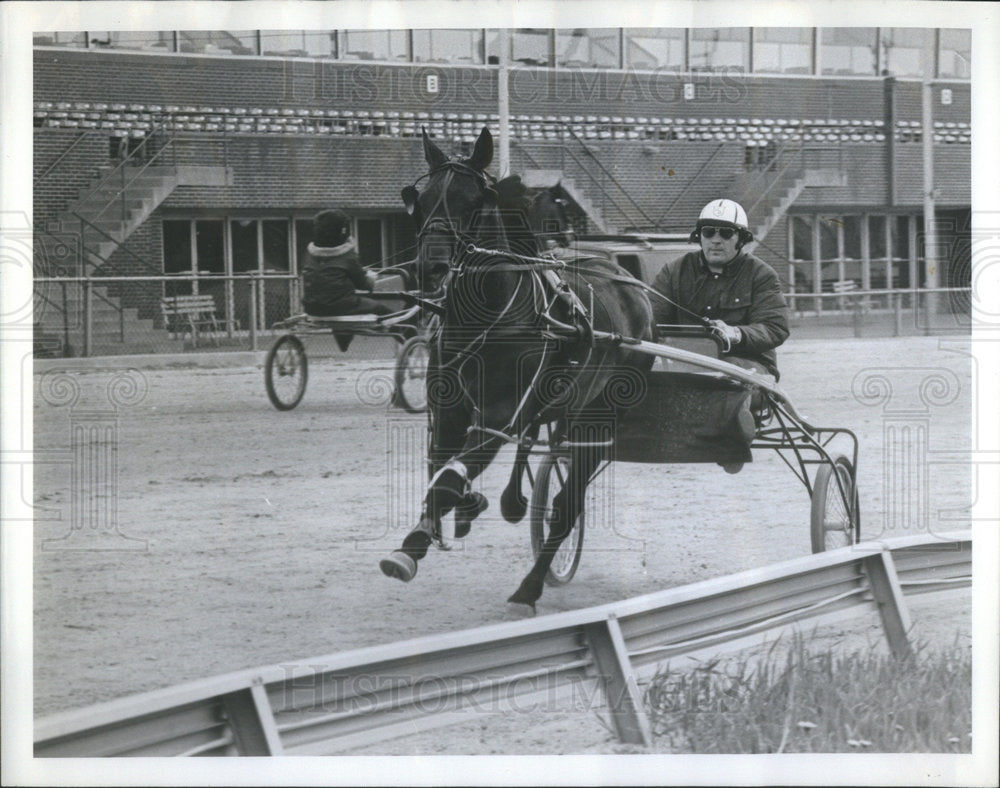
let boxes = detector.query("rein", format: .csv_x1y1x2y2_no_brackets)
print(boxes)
463,242,714,330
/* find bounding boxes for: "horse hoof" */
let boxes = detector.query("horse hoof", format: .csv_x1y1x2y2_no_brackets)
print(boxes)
503,601,536,620
380,551,417,582
500,488,527,523
454,492,489,539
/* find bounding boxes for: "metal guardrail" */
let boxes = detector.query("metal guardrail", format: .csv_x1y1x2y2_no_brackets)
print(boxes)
34,530,971,757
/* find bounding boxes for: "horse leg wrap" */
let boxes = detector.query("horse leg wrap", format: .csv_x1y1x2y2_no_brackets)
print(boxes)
454,492,489,539
425,461,469,520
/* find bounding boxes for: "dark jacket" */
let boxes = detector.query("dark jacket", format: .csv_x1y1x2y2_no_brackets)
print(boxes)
301,242,370,314
650,250,790,375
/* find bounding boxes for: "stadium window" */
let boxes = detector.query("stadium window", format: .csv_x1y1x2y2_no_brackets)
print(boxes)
880,28,935,78
33,31,87,47
938,28,971,79
789,215,819,294
689,28,749,72
487,29,552,66
259,30,337,58
556,29,621,69
195,220,225,274
819,27,877,75
178,30,258,56
624,28,685,71
81,31,174,52
890,214,912,289
262,220,290,271
162,220,194,296
356,218,384,268
752,28,813,74
413,29,484,64
340,30,409,61
869,215,890,288
230,220,260,273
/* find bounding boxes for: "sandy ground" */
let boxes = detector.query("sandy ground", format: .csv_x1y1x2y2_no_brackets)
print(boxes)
31,335,974,753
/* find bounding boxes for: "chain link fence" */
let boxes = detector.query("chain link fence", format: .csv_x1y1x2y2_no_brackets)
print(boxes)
32,272,971,359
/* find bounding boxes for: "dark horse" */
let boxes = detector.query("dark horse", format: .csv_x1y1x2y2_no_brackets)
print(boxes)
379,127,654,617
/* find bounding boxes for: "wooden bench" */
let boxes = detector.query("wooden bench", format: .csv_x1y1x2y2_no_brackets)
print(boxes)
160,294,224,348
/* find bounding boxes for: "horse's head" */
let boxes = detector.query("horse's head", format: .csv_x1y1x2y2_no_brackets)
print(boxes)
529,185,572,249
401,127,504,292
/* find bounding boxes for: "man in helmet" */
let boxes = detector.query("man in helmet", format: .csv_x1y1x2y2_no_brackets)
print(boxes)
650,198,790,379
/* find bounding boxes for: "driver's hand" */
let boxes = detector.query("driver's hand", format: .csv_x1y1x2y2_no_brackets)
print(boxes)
709,319,742,346
365,270,379,290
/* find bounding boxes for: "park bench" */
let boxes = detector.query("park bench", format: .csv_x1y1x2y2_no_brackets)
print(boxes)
160,294,224,348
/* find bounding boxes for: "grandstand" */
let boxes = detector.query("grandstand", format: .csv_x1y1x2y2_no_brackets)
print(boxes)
32,27,971,355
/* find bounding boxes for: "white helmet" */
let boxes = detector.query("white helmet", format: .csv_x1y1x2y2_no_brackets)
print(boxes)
691,199,753,245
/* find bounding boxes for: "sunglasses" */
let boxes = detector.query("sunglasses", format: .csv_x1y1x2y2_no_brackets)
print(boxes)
700,226,736,240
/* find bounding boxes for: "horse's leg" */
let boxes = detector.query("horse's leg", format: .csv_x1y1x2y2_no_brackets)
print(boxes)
380,428,504,582
499,421,541,523
505,441,601,616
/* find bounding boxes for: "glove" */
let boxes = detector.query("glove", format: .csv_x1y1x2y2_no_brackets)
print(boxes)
709,319,742,348
365,270,379,290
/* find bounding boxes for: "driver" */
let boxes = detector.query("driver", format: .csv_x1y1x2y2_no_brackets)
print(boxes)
650,198,790,380
301,209,394,319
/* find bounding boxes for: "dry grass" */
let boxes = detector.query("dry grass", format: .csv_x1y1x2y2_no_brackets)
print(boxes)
644,632,972,753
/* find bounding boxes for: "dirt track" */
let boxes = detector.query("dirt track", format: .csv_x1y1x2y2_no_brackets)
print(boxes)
33,336,973,744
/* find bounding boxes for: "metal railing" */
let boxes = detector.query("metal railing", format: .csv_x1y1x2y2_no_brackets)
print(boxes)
33,531,971,756
653,142,728,229
32,273,300,357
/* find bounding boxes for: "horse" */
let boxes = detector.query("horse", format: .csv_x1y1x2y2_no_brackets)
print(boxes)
527,184,574,250
379,127,655,617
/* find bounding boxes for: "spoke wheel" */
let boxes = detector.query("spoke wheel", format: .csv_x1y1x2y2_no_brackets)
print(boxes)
810,454,860,552
264,335,308,411
530,454,585,586
394,335,429,413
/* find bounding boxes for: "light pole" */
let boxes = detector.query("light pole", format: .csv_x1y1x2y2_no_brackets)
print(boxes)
497,28,511,177
921,79,940,326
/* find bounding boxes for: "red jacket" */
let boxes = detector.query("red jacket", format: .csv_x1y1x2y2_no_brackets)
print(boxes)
650,250,790,376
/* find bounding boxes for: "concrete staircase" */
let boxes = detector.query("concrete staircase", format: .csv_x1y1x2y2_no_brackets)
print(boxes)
746,167,846,246
522,169,610,233
38,164,229,354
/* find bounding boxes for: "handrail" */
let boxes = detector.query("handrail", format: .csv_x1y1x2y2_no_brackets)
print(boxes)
33,531,971,756
561,124,656,228
653,142,727,229
87,121,177,226
62,214,164,279
743,143,806,218
34,129,98,186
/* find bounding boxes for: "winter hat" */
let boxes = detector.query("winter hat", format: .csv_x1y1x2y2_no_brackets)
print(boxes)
313,209,352,248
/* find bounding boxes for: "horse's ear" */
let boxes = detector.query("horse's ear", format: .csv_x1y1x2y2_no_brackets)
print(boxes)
401,185,419,216
422,127,448,169
468,126,493,172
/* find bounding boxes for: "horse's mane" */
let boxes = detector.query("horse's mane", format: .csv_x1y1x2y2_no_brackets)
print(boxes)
487,173,538,257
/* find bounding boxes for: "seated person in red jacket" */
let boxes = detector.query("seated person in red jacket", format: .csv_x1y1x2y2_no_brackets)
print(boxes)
301,209,395,319
650,198,790,381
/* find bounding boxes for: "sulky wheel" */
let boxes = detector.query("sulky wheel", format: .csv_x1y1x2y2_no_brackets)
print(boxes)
394,335,429,413
530,454,585,586
264,334,308,411
810,453,860,552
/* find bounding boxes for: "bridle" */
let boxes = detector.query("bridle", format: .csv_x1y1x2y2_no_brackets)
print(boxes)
409,161,496,258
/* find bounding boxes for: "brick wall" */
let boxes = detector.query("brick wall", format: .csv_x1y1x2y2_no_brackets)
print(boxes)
34,49,972,126
34,129,112,232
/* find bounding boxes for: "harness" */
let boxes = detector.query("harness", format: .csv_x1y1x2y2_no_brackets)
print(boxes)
407,162,722,453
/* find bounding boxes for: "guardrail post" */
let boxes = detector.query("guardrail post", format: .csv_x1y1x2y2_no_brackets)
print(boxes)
83,278,92,358
862,550,913,660
584,614,652,746
248,277,258,351
220,679,283,755
893,292,902,336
